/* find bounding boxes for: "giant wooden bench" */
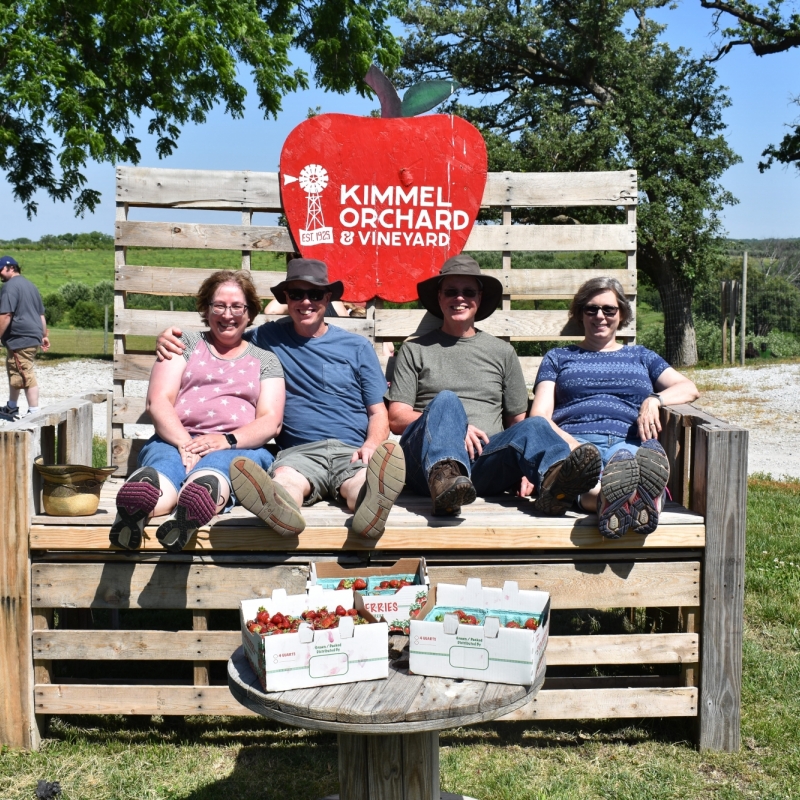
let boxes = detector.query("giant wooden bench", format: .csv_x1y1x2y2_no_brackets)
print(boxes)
0,167,747,754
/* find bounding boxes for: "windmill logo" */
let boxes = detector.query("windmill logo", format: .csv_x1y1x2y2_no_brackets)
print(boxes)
284,164,334,247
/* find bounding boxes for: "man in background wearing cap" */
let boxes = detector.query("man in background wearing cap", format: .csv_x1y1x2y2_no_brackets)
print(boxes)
386,255,602,516
0,255,50,420
155,258,405,540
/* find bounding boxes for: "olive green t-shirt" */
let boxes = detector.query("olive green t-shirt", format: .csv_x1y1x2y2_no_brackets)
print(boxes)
386,329,529,436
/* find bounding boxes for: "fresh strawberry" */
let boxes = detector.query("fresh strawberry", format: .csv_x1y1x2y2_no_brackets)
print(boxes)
256,610,270,625
353,578,368,591
455,609,467,619
335,605,348,617
317,616,336,629
388,579,400,589
464,615,478,625
346,608,359,617
270,612,286,627
337,579,354,590
505,620,521,628
399,580,411,587
524,617,539,630
380,580,390,589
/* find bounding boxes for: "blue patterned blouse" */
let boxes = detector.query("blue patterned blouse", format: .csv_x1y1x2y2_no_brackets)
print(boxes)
534,345,670,438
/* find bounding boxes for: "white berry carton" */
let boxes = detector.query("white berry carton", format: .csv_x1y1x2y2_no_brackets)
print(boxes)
409,579,550,686
240,586,388,692
307,557,430,634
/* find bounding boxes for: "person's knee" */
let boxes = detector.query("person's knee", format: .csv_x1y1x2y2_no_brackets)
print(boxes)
429,390,461,410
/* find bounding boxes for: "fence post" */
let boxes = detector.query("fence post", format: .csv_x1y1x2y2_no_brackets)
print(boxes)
740,253,747,366
720,280,729,364
104,305,109,355
729,281,738,366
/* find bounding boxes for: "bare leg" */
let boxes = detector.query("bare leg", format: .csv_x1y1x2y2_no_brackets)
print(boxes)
340,467,367,511
579,484,601,512
25,385,39,407
8,386,20,404
150,473,179,517
272,465,312,509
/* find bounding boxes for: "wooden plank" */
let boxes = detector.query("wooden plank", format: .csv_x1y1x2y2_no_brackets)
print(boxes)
193,610,210,687
428,562,700,609
338,734,369,800
115,264,633,300
697,425,748,752
33,629,242,660
116,221,294,252
30,631,698,666
403,732,439,800
0,430,36,749
117,167,282,211
34,684,696,720
115,308,374,338
30,520,706,552
546,633,698,665
115,354,155,382
117,167,637,211
116,265,286,296
111,437,145,478
465,224,636,253
404,677,486,721
113,397,150,424
31,563,308,609
500,687,697,720
367,734,405,800
482,171,638,207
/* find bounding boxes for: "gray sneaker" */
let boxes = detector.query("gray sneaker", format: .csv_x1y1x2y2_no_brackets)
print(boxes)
352,440,406,539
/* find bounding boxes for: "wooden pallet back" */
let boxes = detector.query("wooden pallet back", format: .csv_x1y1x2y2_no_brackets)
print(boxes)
113,167,638,475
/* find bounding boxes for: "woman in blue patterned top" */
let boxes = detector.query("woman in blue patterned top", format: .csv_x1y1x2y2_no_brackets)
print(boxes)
530,277,699,538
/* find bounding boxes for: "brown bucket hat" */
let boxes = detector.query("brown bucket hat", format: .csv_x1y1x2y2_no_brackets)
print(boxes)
417,255,503,322
270,258,344,303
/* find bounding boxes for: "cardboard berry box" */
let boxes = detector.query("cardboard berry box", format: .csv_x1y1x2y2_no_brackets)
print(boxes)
409,579,550,686
240,586,388,692
307,558,430,634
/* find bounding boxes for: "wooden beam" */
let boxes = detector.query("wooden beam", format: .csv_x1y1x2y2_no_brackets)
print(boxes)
465,224,636,253
695,424,748,752
0,430,36,749
116,221,294,252
34,684,695,720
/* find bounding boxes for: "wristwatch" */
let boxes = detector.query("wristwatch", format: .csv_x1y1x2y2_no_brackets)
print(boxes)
648,392,664,406
224,433,238,448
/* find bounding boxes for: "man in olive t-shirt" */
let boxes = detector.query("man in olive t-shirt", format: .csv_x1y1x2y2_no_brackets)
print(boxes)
0,255,50,419
386,255,601,516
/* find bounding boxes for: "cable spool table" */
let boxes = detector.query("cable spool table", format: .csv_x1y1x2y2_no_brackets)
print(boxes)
228,643,544,800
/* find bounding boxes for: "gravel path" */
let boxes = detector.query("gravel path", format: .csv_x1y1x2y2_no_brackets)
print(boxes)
2,358,799,480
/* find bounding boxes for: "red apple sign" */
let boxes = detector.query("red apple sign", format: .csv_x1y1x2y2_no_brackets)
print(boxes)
279,113,487,303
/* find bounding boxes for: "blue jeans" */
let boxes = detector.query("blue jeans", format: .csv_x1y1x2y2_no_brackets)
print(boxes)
137,435,275,511
573,433,640,470
400,391,571,497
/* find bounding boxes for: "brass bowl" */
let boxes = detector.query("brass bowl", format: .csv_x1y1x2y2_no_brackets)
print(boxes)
35,457,116,516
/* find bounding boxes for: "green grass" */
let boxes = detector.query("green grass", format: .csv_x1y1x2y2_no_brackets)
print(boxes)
1,477,798,798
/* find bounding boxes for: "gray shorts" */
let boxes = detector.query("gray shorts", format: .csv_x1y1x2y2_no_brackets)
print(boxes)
270,439,365,505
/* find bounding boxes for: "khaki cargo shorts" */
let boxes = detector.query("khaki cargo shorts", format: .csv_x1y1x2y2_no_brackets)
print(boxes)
270,439,365,505
6,346,39,389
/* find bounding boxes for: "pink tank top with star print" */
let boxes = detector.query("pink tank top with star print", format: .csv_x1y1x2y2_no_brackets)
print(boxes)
174,335,263,435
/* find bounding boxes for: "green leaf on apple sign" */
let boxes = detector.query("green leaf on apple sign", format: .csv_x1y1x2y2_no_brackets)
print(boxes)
401,80,461,117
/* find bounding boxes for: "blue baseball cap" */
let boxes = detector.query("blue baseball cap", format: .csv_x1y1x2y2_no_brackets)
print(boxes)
0,256,19,269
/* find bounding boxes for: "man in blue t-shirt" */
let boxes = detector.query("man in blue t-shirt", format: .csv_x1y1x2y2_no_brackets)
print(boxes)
156,259,405,540
0,255,51,419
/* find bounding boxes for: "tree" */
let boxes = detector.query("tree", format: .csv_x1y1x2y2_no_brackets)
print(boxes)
699,0,800,171
0,0,403,217
400,0,740,365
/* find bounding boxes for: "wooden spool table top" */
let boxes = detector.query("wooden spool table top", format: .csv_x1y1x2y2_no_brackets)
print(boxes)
228,645,544,735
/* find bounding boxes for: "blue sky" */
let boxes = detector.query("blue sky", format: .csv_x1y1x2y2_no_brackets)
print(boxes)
1,0,798,241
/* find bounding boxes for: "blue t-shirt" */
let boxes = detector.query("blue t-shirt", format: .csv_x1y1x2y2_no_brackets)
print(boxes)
534,345,670,438
246,317,387,449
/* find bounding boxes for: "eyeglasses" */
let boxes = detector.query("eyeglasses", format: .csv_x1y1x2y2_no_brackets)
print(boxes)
285,288,328,302
210,303,247,316
441,287,480,298
583,304,619,317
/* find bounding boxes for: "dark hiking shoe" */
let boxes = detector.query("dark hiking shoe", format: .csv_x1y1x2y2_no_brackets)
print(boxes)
229,457,306,536
536,443,602,516
156,474,220,553
428,459,476,516
109,467,161,550
0,404,20,420
597,450,639,538
352,440,406,539
630,439,670,535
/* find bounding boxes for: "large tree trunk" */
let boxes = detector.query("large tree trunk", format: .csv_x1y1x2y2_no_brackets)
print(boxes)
656,270,698,367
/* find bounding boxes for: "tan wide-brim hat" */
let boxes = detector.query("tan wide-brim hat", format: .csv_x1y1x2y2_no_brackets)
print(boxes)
270,258,344,303
417,255,503,322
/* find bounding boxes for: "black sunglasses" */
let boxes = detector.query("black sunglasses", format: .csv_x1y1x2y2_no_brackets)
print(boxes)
583,304,619,317
442,287,480,298
285,288,328,302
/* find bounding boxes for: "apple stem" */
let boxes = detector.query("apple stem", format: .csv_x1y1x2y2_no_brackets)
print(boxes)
364,66,402,118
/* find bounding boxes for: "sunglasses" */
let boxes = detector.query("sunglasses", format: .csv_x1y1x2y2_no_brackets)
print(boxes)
441,287,480,298
583,304,619,317
285,288,328,302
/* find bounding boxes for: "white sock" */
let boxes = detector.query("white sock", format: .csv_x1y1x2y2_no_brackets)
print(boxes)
28,406,39,413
